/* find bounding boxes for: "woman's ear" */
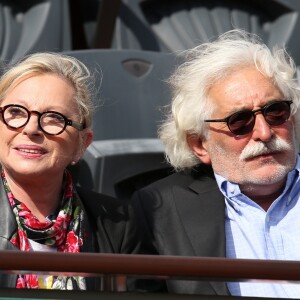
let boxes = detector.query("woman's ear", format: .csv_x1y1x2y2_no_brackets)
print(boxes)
186,134,211,165
82,129,94,149
72,129,94,164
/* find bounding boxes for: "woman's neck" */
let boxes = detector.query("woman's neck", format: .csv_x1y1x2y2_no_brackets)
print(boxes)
4,172,64,221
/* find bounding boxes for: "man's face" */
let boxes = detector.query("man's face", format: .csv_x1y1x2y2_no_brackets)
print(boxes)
200,67,298,193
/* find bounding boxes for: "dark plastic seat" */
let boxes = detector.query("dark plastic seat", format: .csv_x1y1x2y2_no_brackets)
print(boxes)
63,49,178,198
70,139,173,199
71,0,300,65
107,0,300,66
0,0,72,63
63,49,180,140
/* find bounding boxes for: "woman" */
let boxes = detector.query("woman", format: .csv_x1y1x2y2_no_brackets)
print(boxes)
0,52,140,290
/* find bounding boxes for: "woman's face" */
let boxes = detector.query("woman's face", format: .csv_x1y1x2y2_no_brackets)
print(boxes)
0,73,93,182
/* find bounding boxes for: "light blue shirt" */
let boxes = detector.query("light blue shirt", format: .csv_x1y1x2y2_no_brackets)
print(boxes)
215,155,300,298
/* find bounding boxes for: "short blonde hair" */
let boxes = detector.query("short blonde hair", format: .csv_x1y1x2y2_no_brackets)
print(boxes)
0,52,94,128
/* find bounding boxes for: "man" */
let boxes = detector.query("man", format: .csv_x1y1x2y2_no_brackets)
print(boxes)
132,29,300,298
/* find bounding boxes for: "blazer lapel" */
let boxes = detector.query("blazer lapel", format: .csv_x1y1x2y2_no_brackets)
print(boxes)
185,177,226,257
173,173,228,295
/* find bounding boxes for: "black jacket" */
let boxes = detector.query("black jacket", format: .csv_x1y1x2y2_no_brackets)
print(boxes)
132,164,230,295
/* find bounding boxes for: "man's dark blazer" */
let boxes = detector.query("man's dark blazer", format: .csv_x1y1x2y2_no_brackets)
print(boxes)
0,179,141,290
132,164,230,296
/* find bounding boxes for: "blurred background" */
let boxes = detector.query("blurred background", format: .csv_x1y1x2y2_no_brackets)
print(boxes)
3,0,300,63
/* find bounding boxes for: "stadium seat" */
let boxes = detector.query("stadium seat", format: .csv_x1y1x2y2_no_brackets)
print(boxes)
81,0,300,66
70,139,173,200
63,49,180,140
63,49,178,198
0,0,72,63
116,0,300,56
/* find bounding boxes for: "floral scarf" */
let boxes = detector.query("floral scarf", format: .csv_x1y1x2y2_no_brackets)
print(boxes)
2,170,86,290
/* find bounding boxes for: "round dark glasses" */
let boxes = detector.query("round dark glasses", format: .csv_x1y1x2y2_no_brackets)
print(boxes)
0,104,85,135
204,100,293,136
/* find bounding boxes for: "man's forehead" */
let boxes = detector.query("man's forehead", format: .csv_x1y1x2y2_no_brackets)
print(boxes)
208,67,283,114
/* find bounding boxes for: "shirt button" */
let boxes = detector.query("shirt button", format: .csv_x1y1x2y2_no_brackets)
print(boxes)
229,187,234,193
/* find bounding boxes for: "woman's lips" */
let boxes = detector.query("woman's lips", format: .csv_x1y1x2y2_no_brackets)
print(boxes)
14,145,47,158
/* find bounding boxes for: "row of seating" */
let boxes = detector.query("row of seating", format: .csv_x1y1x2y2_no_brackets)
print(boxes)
2,1,300,64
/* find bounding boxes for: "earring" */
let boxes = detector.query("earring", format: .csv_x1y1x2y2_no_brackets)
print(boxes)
71,161,76,165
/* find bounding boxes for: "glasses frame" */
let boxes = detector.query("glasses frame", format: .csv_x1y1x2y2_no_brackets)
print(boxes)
0,104,85,135
204,100,293,136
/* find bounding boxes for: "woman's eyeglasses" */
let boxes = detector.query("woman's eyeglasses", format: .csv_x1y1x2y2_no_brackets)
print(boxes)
204,100,293,136
0,104,85,135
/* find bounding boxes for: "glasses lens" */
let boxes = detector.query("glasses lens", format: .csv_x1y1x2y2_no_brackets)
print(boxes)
264,101,291,126
228,111,255,135
40,112,66,135
3,105,28,128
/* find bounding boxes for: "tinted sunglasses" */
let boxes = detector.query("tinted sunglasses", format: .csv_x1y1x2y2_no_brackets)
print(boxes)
204,100,293,136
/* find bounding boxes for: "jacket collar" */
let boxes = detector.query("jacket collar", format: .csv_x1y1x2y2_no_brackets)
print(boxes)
174,165,228,295
188,164,218,194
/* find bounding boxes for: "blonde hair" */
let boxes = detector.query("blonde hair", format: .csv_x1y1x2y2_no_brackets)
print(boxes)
0,52,94,128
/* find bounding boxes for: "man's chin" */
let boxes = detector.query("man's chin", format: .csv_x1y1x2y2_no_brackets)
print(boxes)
239,166,291,186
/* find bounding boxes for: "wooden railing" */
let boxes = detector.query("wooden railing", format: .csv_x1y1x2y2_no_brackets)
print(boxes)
1,250,300,282
0,251,299,299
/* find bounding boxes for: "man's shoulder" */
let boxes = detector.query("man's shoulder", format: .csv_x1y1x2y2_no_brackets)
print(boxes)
140,164,216,194
146,170,194,189
77,187,128,222
132,164,223,222
77,186,122,206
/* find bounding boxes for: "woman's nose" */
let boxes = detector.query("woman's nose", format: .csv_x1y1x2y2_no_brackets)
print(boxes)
22,113,42,136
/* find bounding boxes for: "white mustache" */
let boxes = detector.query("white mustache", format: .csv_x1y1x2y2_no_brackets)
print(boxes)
239,138,291,161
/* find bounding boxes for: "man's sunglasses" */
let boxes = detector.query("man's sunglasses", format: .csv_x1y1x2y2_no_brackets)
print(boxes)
204,100,293,136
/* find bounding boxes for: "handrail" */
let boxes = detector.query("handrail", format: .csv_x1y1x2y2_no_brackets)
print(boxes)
0,250,299,282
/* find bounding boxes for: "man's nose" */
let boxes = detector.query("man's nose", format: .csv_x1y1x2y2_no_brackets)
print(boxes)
251,113,273,142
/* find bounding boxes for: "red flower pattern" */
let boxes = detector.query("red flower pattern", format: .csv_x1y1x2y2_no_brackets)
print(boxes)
2,170,85,289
